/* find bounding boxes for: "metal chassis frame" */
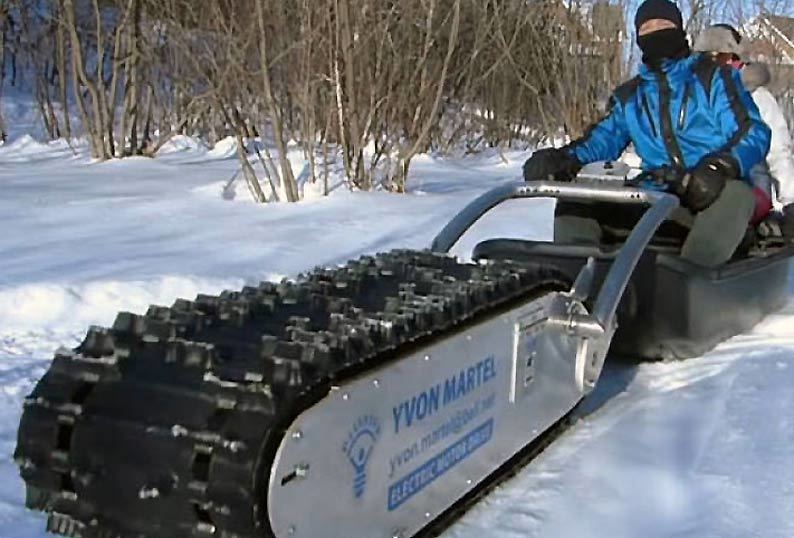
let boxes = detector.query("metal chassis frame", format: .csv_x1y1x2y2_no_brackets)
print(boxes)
431,179,679,381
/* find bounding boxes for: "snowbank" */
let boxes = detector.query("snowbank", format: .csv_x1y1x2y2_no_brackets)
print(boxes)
1,139,793,538
0,276,244,333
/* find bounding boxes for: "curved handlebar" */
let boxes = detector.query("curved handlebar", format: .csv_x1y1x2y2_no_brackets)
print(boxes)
430,179,680,337
430,179,669,253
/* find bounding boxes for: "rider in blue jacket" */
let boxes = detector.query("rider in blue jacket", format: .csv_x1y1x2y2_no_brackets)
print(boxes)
522,0,772,267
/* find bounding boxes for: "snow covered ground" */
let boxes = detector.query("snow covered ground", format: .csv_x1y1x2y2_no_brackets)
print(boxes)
1,135,793,538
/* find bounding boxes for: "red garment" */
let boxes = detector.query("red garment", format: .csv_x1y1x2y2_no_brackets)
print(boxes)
751,186,772,225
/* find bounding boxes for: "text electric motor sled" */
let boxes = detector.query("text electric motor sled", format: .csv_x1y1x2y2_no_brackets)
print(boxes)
15,172,794,538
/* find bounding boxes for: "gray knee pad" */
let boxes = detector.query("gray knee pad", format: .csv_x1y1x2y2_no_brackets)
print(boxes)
681,181,755,267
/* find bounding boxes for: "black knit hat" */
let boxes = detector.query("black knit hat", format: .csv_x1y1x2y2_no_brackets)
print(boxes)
634,0,684,33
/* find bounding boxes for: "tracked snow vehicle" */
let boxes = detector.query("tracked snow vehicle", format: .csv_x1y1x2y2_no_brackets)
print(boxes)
15,175,794,538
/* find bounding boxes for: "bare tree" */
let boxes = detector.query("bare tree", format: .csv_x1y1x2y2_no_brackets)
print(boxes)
3,0,633,196
0,3,8,143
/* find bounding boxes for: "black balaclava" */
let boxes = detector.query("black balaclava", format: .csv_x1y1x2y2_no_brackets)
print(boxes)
634,0,690,65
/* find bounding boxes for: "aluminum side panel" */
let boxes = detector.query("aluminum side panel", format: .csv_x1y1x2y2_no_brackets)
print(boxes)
268,293,584,538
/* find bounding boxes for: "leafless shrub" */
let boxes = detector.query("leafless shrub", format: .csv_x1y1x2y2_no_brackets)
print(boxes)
3,0,629,198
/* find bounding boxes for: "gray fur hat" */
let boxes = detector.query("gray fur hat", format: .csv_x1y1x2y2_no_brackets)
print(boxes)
741,62,771,91
693,25,744,56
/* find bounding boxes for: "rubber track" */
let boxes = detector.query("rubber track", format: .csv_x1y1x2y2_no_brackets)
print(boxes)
14,249,569,538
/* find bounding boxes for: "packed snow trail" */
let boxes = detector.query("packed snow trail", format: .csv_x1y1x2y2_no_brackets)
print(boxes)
0,138,792,537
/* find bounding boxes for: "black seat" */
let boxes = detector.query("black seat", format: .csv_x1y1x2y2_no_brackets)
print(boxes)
472,239,616,263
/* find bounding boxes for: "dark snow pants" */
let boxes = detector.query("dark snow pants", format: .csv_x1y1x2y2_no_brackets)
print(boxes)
553,181,755,267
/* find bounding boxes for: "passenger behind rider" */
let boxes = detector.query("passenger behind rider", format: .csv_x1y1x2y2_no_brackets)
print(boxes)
693,24,794,225
522,0,771,268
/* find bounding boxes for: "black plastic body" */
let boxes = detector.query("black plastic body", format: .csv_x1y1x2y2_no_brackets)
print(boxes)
473,240,793,360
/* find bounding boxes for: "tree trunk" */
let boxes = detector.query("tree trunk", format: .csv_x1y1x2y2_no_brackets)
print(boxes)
63,0,109,159
255,0,299,202
0,6,7,143
54,1,71,140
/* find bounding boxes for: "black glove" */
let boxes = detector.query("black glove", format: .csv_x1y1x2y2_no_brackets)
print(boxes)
676,153,739,212
523,147,582,182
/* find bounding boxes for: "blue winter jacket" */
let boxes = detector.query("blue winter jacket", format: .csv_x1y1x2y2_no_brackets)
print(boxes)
569,54,771,184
